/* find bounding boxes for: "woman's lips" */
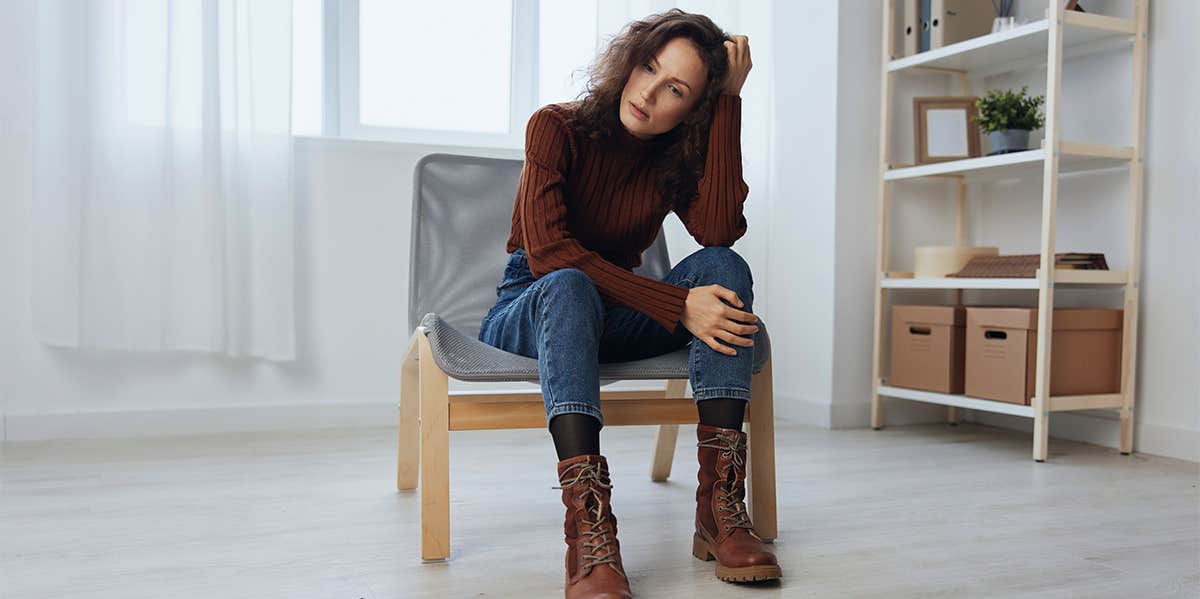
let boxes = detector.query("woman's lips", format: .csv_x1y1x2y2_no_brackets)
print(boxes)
629,101,649,120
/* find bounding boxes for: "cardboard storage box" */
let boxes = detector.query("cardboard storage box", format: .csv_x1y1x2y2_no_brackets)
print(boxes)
889,305,966,393
964,308,1123,405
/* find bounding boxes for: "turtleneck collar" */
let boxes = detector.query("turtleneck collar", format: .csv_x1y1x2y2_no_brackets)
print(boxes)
611,121,668,154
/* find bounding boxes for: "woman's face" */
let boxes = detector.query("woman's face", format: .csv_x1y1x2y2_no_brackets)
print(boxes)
619,37,707,140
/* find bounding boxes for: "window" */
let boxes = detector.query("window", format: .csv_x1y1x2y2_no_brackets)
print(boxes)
291,0,536,147
293,0,602,148
292,0,324,136
537,0,598,108
358,1,513,134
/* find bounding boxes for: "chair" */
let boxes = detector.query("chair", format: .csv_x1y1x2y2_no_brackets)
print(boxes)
398,153,777,561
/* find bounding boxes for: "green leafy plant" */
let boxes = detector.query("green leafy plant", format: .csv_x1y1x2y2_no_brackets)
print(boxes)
973,86,1046,133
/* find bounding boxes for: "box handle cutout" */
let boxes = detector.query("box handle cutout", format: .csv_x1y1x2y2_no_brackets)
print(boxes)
984,330,1008,340
909,326,932,335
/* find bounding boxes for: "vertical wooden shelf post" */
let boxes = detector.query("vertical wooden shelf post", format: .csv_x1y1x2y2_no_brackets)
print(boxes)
1031,0,1066,463
1120,0,1150,455
869,0,896,431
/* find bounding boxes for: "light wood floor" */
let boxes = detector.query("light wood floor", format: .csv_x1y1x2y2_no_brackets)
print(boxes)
2,421,1197,598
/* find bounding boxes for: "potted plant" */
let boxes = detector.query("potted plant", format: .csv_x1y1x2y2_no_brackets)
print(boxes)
974,85,1046,155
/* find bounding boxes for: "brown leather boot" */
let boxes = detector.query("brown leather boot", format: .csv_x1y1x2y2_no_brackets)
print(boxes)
555,454,633,599
693,423,782,582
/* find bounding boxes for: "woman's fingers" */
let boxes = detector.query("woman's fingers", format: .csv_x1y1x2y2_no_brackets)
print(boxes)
703,335,739,356
682,285,757,356
736,36,751,70
724,320,759,336
711,285,743,308
723,36,750,94
708,286,756,322
715,328,754,348
731,35,748,58
723,305,757,324
724,40,737,65
727,37,746,59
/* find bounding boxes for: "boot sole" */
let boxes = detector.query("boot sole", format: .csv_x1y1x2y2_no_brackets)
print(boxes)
692,532,782,582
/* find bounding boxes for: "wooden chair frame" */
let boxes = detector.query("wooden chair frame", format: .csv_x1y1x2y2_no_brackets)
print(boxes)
397,325,778,562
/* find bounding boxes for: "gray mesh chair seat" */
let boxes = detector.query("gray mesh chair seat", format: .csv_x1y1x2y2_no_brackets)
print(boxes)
419,312,772,384
400,153,778,562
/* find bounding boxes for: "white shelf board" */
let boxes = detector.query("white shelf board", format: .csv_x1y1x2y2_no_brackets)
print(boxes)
885,145,1132,182
887,13,1136,75
878,385,1125,415
877,385,1035,417
881,270,1128,289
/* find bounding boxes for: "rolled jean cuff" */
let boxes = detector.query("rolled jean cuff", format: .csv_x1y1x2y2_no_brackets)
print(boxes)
546,402,604,427
692,386,752,402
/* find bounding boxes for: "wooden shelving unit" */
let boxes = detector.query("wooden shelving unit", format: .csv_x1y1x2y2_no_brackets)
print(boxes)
869,0,1149,461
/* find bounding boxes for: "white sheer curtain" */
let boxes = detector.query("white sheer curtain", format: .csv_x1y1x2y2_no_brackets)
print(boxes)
542,0,775,317
31,0,296,360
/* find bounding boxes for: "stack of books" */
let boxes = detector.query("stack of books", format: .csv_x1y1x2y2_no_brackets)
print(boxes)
949,253,1109,278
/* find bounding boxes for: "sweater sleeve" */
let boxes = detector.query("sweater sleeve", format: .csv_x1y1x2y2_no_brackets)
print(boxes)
675,94,750,247
517,107,691,333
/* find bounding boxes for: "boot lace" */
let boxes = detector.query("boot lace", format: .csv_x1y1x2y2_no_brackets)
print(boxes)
553,462,619,574
698,432,755,533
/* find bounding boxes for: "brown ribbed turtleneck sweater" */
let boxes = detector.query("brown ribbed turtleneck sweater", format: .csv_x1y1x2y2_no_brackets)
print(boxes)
505,94,748,334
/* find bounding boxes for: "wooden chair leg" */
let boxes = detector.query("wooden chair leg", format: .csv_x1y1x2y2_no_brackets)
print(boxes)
747,359,778,542
418,333,451,561
649,380,688,481
397,332,421,491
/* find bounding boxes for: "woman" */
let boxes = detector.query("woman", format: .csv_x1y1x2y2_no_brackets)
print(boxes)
478,9,779,597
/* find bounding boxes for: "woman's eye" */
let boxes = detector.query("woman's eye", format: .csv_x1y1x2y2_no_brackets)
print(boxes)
670,86,682,97
643,63,654,73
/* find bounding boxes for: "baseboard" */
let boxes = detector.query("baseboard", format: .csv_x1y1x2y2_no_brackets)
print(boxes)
964,409,1200,463
829,400,1198,463
9,396,1193,463
771,391,832,428
830,396,952,429
4,390,822,441
1,401,399,442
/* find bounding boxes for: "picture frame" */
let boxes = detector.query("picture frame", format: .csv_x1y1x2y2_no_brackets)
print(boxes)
913,96,982,164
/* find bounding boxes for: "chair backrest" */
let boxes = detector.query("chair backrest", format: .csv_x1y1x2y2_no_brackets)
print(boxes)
409,153,672,337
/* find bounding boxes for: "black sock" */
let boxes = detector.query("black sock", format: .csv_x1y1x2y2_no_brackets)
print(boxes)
698,398,747,431
549,413,602,461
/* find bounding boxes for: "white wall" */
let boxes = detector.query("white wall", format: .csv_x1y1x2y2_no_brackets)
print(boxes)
830,0,999,430
767,0,971,429
764,0,840,425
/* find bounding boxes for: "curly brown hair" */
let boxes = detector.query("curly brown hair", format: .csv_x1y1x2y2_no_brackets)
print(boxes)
567,9,732,212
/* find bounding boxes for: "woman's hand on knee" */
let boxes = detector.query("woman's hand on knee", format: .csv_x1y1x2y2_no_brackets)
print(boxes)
681,285,759,356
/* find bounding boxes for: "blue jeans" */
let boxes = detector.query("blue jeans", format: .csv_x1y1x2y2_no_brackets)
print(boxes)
477,246,756,427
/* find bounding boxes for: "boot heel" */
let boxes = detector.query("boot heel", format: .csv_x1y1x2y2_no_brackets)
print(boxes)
692,533,715,562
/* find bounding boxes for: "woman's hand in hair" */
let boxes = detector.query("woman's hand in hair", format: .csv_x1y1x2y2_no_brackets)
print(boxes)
723,35,752,96
681,285,759,356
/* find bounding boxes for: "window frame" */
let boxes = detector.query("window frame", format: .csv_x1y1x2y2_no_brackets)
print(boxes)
322,0,538,148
